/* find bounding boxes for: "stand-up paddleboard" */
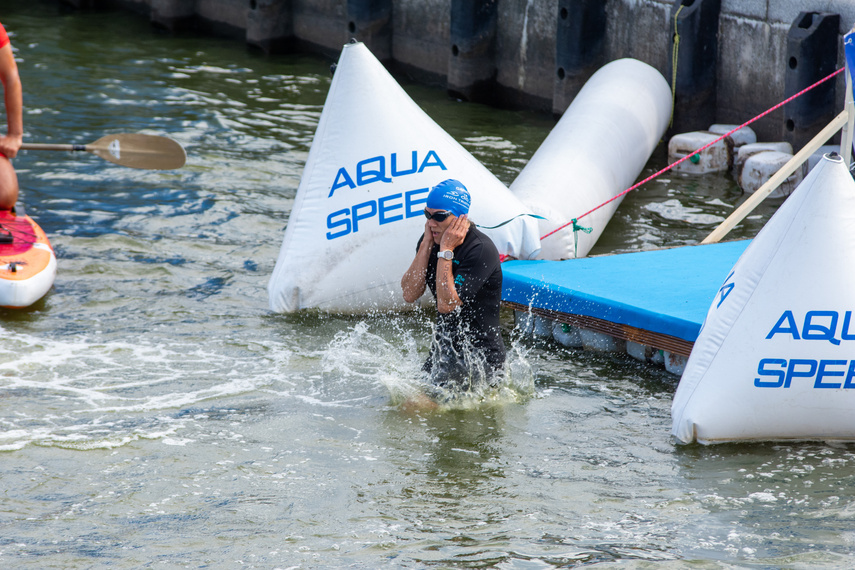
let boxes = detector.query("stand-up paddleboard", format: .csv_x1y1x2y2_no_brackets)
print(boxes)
0,208,56,308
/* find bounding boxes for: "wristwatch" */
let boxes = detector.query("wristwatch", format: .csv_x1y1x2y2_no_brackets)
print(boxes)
437,250,454,261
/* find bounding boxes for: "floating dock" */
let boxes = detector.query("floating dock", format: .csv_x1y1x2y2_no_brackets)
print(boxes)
502,239,751,363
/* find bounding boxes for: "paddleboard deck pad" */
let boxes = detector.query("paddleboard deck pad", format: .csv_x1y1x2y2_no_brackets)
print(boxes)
0,208,56,307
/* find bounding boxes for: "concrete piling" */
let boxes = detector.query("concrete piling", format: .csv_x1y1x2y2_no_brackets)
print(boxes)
150,0,200,31
667,0,721,135
48,0,855,136
346,0,393,61
552,0,607,115
447,0,498,102
290,1,349,57
246,0,294,54
784,11,840,152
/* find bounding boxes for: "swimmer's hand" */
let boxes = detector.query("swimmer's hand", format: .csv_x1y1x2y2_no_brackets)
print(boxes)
439,214,468,251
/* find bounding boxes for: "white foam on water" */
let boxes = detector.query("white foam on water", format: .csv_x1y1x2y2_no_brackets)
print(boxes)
645,198,725,225
0,326,293,450
0,315,533,450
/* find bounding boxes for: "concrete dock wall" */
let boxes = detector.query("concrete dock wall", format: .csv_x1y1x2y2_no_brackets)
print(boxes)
62,0,855,147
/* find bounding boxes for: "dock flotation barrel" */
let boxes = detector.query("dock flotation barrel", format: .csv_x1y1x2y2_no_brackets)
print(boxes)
672,153,855,444
510,58,671,260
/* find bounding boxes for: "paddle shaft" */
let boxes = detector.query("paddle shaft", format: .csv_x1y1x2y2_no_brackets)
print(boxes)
21,143,87,152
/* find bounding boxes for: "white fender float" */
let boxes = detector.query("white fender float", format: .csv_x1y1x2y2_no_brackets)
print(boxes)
672,153,855,444
267,42,542,313
510,58,672,260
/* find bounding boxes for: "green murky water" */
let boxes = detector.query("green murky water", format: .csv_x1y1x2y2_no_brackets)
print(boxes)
0,4,849,569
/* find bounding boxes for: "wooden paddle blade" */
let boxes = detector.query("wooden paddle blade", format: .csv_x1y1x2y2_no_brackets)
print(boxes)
86,133,186,170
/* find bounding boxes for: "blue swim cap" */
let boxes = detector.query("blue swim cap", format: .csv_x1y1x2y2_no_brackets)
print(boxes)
426,179,471,217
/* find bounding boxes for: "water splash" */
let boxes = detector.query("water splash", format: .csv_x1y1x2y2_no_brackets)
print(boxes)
319,319,536,411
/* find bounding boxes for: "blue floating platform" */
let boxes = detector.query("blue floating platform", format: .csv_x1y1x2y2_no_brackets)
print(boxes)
502,240,751,355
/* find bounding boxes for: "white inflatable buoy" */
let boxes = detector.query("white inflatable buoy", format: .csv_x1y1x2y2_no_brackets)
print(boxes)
672,153,855,444
511,58,671,260
267,42,542,313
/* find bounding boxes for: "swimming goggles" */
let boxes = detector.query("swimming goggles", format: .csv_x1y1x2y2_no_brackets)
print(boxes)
423,209,452,222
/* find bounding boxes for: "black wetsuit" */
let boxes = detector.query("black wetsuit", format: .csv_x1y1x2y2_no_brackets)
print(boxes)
417,226,506,387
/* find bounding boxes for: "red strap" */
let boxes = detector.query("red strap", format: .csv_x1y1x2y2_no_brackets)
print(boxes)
540,66,846,242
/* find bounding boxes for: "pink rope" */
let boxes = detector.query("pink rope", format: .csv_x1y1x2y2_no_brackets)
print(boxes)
538,66,846,242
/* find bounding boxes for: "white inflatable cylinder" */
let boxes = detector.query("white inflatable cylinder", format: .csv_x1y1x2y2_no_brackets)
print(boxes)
510,58,672,260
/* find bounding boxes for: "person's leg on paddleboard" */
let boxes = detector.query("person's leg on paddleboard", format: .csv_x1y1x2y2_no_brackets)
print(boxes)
0,156,18,210
0,20,23,210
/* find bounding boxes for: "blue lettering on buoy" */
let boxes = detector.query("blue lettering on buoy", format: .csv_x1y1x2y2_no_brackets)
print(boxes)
765,310,855,345
325,187,429,240
766,310,801,340
754,358,855,389
418,150,445,172
329,168,357,196
752,311,855,389
326,208,351,239
356,156,392,187
378,193,403,224
716,271,735,308
392,151,418,177
802,311,841,345
327,150,447,197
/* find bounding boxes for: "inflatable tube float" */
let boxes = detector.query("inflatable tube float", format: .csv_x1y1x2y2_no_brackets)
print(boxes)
510,58,672,260
0,208,56,308
672,153,855,444
267,42,542,314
